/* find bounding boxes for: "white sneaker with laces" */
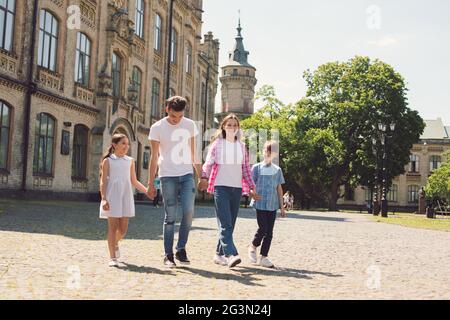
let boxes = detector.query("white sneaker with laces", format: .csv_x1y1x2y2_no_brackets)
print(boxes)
259,256,274,268
248,245,257,264
227,255,242,268
213,254,228,266
108,259,118,267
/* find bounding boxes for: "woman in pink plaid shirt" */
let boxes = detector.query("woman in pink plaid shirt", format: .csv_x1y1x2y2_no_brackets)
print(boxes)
199,114,261,268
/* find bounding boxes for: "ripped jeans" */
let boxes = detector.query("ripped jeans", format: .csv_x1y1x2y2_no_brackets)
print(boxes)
160,173,196,256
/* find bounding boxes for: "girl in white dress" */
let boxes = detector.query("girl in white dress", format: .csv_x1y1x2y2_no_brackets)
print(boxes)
99,134,148,267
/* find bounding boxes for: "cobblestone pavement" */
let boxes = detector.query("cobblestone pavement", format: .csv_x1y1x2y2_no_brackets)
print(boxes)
1,200,450,300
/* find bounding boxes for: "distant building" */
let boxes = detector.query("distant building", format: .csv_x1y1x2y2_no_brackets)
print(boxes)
215,18,257,124
338,118,450,212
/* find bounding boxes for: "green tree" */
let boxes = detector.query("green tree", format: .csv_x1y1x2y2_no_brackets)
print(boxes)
425,151,450,206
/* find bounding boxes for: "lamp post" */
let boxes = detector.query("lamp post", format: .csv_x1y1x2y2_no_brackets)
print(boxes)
380,122,396,217
164,0,175,116
372,137,380,216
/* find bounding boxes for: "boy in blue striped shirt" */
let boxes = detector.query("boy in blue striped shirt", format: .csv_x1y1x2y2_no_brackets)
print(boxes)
248,140,286,268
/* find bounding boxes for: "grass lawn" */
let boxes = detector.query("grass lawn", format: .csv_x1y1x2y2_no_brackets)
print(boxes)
370,212,450,232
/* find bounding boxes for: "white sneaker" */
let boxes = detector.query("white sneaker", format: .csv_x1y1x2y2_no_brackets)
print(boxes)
248,245,257,264
259,256,274,268
228,255,242,268
108,259,118,267
213,254,228,266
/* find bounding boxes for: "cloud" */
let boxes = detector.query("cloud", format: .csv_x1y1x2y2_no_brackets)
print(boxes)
368,35,400,47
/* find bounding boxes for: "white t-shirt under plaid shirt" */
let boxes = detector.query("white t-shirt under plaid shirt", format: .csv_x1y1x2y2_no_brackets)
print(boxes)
251,161,285,211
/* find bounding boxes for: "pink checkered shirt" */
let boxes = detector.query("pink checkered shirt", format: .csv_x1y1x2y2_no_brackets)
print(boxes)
201,138,256,194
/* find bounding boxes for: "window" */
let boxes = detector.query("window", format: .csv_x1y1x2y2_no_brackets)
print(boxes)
132,67,142,108
170,28,178,64
223,70,227,76
154,13,162,52
74,32,91,86
232,69,238,76
201,82,206,112
409,155,419,173
408,185,419,203
38,10,58,72
112,52,121,97
246,69,250,76
72,125,88,180
135,0,144,38
185,42,192,74
0,0,15,52
429,155,441,172
33,113,55,175
0,101,11,170
387,184,398,202
151,78,160,118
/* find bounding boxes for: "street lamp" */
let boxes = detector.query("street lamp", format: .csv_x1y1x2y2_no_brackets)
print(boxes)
372,137,380,216
380,121,395,217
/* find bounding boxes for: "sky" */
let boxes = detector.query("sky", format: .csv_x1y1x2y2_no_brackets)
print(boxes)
202,0,450,124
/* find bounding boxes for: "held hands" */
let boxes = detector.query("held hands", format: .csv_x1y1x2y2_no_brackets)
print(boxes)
101,199,110,211
198,178,208,192
249,190,262,201
146,185,157,200
280,207,287,218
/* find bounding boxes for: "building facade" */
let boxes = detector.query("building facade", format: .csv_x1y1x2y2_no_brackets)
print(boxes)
337,118,450,212
0,0,219,199
215,19,257,123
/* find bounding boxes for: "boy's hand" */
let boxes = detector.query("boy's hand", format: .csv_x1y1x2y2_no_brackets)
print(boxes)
250,190,261,201
102,200,110,211
280,207,287,218
147,185,156,200
198,179,208,191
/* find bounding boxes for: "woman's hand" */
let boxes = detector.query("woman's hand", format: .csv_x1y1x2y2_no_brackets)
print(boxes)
101,199,110,211
198,179,208,192
249,190,261,201
280,207,287,218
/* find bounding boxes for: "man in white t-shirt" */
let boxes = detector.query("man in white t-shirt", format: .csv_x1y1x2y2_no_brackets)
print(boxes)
147,96,201,268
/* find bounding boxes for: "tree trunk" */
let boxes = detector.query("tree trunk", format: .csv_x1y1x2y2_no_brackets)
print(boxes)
328,179,340,211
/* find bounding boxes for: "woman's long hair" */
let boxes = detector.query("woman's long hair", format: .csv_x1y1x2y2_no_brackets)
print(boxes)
99,133,127,182
211,113,242,142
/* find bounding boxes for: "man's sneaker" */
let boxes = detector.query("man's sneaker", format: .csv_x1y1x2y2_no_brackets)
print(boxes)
248,245,257,264
213,254,228,266
164,254,177,268
108,259,118,267
228,255,242,268
259,256,275,268
175,249,190,265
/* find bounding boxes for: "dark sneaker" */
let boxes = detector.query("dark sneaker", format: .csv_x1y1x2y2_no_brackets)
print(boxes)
164,254,177,268
175,249,191,265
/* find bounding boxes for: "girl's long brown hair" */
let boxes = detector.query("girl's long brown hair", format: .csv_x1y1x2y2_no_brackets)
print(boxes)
211,113,242,142
99,133,128,182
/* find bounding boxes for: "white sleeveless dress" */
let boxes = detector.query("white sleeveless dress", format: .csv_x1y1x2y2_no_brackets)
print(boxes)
99,154,135,219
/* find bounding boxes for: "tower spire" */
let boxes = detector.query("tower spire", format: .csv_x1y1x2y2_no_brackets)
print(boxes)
237,10,242,37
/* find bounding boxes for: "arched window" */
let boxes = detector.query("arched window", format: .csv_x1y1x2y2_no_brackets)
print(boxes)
387,184,398,202
38,10,59,71
75,32,91,86
135,0,144,38
72,125,89,180
185,42,192,74
0,0,15,52
132,66,142,109
408,185,419,203
170,28,178,64
151,78,160,118
112,52,122,97
154,13,162,52
0,101,12,170
429,155,441,172
409,155,419,173
33,113,55,175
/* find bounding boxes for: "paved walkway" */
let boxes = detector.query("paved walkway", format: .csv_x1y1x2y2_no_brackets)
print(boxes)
0,200,449,299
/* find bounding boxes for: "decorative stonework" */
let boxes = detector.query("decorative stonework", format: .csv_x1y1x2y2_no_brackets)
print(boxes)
72,180,88,190
170,65,178,83
0,51,17,76
185,74,193,92
110,0,125,9
153,53,162,73
50,0,64,8
80,0,97,29
37,68,63,92
75,84,95,104
33,176,53,188
132,36,145,61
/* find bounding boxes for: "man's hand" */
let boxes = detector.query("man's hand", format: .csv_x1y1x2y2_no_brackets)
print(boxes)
146,185,157,200
198,179,208,192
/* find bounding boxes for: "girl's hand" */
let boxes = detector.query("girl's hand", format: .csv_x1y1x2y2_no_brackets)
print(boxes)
250,190,261,201
198,179,208,191
102,200,110,211
280,207,287,218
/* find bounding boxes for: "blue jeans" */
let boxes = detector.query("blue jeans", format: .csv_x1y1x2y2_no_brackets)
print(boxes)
214,186,242,257
160,173,195,256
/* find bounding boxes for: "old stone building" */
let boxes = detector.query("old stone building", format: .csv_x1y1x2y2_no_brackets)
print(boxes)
215,19,257,123
0,0,219,199
338,118,450,212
